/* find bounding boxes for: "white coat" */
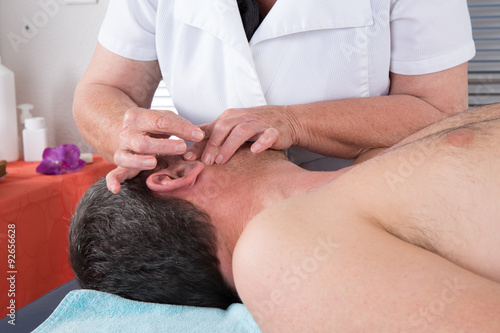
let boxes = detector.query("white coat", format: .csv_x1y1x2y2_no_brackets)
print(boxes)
99,0,475,169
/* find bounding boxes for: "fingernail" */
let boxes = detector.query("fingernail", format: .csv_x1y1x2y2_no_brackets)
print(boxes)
192,129,204,141
144,159,156,168
176,141,187,154
215,154,224,164
184,151,195,160
202,153,212,165
251,143,262,153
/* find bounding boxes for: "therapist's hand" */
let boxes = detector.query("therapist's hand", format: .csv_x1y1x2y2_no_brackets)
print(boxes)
184,105,298,165
106,107,205,193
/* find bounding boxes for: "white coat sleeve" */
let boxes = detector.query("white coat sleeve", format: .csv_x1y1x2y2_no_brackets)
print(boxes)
98,0,158,61
390,0,476,75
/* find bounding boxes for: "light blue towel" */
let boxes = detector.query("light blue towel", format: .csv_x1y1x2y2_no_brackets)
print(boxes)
32,290,260,333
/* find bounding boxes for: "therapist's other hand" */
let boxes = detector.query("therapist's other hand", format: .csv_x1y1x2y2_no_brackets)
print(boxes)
107,107,205,193
185,105,298,165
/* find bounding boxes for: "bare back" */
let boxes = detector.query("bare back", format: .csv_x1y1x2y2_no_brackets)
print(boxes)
233,113,500,332
342,119,500,282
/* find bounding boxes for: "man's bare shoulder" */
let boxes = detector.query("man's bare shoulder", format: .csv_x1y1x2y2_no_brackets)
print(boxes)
233,186,358,281
232,190,370,330
232,170,500,332
233,197,300,289
232,171,365,287
232,201,290,328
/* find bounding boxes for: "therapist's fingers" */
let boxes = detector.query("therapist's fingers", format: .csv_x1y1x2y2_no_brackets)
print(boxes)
197,105,297,164
182,132,213,164
113,145,158,171
115,108,205,171
122,107,205,143
121,108,204,153
214,127,280,165
200,117,250,164
183,140,206,162
183,124,210,161
250,127,280,153
106,166,141,194
209,122,267,165
119,128,188,158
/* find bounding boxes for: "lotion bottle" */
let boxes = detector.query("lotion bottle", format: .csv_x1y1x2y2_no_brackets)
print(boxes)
23,116,48,162
18,103,34,125
0,57,19,161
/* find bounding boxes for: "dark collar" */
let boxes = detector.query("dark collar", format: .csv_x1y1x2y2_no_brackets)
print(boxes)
237,0,262,41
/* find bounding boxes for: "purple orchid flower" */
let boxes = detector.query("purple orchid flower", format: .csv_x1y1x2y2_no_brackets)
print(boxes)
36,144,86,175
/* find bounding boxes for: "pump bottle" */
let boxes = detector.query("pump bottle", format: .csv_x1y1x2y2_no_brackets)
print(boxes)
18,103,34,125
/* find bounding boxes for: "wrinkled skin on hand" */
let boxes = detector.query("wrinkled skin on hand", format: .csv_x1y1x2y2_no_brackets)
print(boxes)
184,105,299,165
106,107,205,193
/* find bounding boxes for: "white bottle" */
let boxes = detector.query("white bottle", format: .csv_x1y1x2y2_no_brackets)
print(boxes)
0,57,19,161
23,117,48,162
18,103,34,125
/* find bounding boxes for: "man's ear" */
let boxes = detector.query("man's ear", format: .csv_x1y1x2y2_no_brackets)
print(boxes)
146,160,205,194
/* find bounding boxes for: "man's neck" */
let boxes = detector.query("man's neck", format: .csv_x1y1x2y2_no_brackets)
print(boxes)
203,154,346,290
207,156,343,258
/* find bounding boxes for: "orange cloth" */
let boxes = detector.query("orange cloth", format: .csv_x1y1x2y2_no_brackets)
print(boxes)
0,156,115,317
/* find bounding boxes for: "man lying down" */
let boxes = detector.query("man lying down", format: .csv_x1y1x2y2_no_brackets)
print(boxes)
69,103,500,332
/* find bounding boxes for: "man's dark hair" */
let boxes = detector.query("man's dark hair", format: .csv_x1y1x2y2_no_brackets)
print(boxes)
69,169,240,309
